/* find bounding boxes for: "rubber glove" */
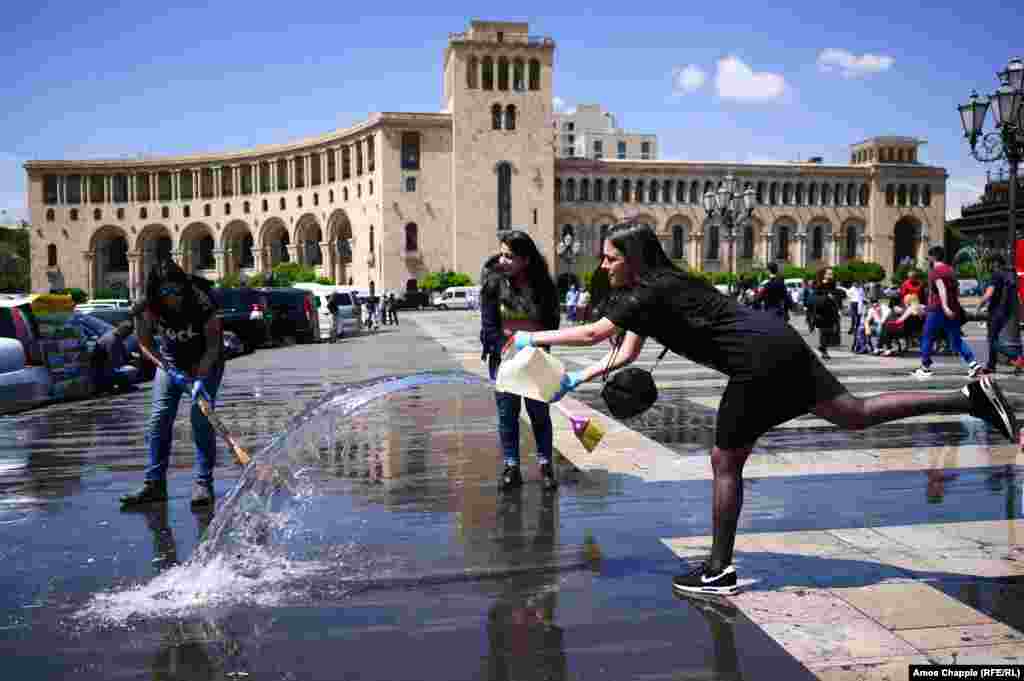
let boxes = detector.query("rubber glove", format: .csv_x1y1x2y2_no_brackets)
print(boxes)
551,371,584,403
166,367,190,390
511,331,535,352
191,378,212,404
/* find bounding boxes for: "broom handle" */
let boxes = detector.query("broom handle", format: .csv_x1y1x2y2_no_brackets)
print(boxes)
194,393,252,467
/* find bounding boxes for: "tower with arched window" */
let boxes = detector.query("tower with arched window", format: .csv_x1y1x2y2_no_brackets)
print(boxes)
443,20,555,272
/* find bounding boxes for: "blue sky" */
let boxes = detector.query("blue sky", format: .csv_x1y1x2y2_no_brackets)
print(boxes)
2,0,1021,224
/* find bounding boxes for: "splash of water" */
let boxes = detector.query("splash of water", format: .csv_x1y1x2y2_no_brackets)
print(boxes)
78,371,489,624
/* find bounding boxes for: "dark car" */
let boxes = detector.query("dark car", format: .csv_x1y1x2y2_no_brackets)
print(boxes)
257,288,319,344
210,288,272,354
393,290,431,311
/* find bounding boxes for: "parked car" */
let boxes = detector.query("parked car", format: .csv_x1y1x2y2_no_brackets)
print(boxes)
0,299,52,415
393,290,431,311
257,287,320,344
292,283,363,339
75,298,132,315
63,313,154,382
432,286,480,310
210,288,272,354
222,330,245,358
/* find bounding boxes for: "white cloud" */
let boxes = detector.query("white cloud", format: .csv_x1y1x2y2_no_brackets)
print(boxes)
817,48,894,78
946,176,986,220
552,97,575,115
671,65,706,95
715,56,786,101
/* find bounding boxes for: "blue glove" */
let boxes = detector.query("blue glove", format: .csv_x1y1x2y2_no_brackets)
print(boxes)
511,331,535,351
166,367,190,390
191,378,212,404
551,371,584,403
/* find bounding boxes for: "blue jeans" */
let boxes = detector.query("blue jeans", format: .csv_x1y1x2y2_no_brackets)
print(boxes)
987,315,1022,369
145,362,224,483
919,310,976,368
489,360,553,467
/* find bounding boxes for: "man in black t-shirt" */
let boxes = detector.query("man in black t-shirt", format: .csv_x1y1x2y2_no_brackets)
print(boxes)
755,262,789,320
509,224,1018,597
120,259,225,509
978,253,1024,374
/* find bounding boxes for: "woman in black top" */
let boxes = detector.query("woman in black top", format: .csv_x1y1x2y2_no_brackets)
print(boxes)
810,267,844,360
510,224,1018,596
480,231,562,491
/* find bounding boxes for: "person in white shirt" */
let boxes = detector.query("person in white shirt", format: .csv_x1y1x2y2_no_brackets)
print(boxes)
848,283,865,335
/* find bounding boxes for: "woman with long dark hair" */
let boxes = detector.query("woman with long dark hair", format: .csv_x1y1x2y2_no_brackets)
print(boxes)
480,230,561,490
120,259,224,509
510,223,1017,595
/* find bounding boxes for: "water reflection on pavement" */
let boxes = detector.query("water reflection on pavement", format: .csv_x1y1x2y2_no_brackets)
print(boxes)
0,334,812,680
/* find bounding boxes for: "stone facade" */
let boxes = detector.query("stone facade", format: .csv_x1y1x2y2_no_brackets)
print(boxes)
23,22,947,299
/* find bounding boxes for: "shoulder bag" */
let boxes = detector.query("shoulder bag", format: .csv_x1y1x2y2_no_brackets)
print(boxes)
600,338,670,420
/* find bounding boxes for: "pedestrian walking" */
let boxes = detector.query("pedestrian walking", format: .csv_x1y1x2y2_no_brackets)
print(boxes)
388,292,400,326
912,245,981,380
847,282,865,334
576,288,591,324
565,284,579,325
510,224,1017,595
479,230,561,491
977,253,1024,374
755,263,789,320
810,267,844,361
120,259,225,509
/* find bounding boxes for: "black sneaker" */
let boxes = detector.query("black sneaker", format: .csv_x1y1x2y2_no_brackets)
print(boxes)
540,463,558,491
672,563,738,596
119,479,168,507
190,480,215,508
500,465,523,491
964,376,1019,441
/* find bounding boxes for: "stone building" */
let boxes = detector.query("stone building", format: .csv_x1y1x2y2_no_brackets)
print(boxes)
554,103,658,160
23,20,947,299
945,169,1024,259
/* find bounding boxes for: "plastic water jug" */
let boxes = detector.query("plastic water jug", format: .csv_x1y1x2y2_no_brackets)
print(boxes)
495,347,565,403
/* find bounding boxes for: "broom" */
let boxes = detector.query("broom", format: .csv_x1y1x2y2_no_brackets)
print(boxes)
499,338,606,452
555,404,606,452
194,392,252,467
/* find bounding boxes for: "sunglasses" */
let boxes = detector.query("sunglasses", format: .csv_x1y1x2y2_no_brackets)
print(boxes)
159,285,183,297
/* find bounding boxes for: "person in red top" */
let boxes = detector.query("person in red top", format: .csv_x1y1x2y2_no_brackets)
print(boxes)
899,270,924,306
912,245,980,380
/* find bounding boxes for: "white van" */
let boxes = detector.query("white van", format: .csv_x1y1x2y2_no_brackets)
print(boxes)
432,286,480,311
292,283,362,339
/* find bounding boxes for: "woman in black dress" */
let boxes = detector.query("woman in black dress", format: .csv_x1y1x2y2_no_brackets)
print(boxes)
510,224,1018,596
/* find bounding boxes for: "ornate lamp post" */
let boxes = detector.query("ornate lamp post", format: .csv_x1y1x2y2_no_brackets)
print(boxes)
703,174,756,275
959,57,1024,353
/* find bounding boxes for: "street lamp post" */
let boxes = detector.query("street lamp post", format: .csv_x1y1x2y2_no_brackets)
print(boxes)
703,174,756,276
959,57,1024,355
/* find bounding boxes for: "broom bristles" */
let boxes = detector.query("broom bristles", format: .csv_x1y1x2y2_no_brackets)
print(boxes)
566,412,606,452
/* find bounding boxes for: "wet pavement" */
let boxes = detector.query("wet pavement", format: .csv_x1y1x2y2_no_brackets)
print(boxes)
0,316,817,680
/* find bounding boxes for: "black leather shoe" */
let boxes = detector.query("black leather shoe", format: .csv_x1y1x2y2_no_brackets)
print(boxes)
540,463,558,491
120,479,168,507
500,465,523,491
190,481,215,508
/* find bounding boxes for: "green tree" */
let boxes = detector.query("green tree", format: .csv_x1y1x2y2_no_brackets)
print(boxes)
418,270,473,292
268,262,319,286
0,226,30,293
217,272,242,289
